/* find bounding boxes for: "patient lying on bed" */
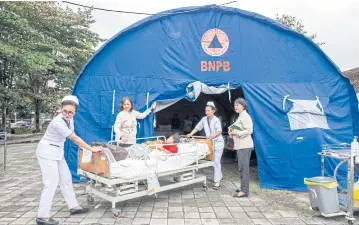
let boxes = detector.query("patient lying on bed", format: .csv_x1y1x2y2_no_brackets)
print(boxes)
144,133,181,153
127,133,181,160
91,134,182,162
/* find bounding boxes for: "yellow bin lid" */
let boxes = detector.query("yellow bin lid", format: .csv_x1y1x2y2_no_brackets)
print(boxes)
304,177,338,189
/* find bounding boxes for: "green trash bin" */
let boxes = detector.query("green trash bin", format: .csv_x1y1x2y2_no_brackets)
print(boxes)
304,176,340,214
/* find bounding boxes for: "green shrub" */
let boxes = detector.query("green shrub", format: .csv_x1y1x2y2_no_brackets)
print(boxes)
13,127,32,134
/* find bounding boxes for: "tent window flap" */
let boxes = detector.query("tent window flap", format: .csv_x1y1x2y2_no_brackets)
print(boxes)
286,98,329,130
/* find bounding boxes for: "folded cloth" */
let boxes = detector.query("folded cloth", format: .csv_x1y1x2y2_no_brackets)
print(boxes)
126,144,152,160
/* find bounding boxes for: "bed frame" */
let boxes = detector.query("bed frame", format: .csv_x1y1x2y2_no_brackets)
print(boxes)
77,136,214,217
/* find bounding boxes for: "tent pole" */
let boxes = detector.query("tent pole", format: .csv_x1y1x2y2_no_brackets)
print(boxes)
146,92,149,109
112,90,116,114
228,83,231,102
111,90,116,142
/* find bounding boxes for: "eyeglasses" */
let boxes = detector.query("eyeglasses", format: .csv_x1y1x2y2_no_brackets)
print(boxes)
62,109,75,116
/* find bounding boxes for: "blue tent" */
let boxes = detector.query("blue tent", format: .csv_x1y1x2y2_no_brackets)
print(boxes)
65,5,359,191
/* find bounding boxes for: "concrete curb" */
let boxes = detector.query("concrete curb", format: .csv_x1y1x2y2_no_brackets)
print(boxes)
7,133,43,140
6,138,41,145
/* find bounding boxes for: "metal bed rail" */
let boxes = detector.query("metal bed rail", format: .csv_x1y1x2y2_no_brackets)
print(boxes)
141,140,208,175
106,136,209,178
108,136,167,146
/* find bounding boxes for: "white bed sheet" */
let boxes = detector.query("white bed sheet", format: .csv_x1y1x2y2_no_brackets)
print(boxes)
109,142,209,179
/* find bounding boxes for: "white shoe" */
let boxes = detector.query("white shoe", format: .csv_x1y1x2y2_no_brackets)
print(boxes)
213,182,220,190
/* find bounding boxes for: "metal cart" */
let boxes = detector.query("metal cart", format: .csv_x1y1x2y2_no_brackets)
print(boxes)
318,143,358,224
0,131,7,173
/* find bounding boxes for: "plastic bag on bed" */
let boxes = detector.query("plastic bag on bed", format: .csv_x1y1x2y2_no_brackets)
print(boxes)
103,148,116,163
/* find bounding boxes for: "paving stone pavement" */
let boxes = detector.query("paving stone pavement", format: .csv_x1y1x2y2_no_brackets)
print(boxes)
0,143,357,224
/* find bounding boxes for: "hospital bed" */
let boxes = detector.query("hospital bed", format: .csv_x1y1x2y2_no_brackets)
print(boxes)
77,136,214,217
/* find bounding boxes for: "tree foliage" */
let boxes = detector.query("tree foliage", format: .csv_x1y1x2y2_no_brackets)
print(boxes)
0,2,103,131
275,14,325,46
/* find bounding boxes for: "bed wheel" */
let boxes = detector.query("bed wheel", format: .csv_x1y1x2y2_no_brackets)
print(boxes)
87,195,94,204
203,184,208,191
309,207,319,212
348,220,354,225
111,208,121,217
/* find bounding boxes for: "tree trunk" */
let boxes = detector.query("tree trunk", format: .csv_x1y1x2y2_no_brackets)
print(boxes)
34,100,41,132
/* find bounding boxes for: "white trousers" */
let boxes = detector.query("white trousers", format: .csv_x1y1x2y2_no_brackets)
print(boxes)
213,141,224,182
37,157,78,218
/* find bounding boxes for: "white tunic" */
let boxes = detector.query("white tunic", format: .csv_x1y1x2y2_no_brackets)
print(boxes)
195,115,224,182
36,114,74,160
114,109,151,144
195,116,224,143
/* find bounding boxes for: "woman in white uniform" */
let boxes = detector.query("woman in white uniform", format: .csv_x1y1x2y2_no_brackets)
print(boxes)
187,102,224,190
114,96,156,147
36,96,103,225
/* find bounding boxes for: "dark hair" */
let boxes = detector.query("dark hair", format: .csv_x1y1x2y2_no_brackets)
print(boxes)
171,132,181,143
120,96,134,112
206,105,216,111
234,98,247,110
61,100,78,111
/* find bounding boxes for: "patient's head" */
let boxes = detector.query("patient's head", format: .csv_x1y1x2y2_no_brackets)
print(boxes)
167,133,181,144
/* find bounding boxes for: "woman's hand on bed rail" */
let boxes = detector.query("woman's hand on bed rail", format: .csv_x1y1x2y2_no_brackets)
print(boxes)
69,133,103,153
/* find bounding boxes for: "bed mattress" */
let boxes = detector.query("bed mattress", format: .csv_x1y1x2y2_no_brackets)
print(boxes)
109,142,209,179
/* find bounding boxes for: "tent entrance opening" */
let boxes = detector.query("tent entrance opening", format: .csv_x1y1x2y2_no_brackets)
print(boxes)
154,87,257,165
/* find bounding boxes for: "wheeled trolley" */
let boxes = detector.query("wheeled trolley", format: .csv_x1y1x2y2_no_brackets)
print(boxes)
315,142,359,224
